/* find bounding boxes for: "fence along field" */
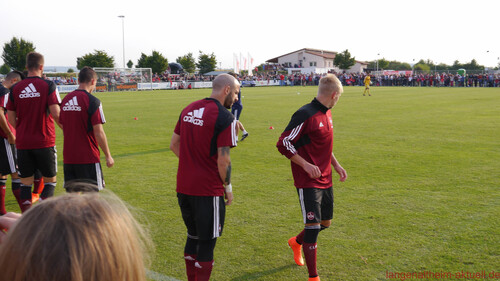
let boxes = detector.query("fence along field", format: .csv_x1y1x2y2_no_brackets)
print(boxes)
4,86,499,280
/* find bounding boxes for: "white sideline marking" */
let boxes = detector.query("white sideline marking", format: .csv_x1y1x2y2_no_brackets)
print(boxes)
146,270,182,281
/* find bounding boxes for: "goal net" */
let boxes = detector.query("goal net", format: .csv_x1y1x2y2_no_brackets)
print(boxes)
93,67,152,92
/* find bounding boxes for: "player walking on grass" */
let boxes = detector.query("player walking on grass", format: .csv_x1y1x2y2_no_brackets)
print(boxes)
59,67,114,190
6,52,61,212
170,73,239,281
363,74,371,96
277,74,347,281
0,71,23,214
228,72,249,141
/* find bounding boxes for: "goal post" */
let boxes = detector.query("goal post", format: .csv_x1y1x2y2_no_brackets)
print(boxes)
93,67,152,92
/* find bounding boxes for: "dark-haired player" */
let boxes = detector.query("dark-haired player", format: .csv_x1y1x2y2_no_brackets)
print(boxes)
170,73,239,281
6,52,61,212
277,74,347,281
0,71,23,214
227,73,249,141
59,66,113,190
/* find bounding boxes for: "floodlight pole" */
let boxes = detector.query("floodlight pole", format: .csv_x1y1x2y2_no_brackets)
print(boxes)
377,54,380,74
118,15,125,68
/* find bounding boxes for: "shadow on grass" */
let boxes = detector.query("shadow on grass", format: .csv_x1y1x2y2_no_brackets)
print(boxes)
55,148,171,166
230,264,295,281
114,148,170,159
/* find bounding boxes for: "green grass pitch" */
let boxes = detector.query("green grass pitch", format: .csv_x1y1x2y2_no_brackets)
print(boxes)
4,86,499,280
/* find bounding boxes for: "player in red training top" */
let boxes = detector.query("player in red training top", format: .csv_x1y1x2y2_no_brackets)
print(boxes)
0,71,23,214
277,74,347,281
6,52,61,212
170,74,239,281
59,67,114,191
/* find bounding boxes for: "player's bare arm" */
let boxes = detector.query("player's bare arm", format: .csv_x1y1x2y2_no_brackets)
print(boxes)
218,146,233,205
93,123,114,168
169,133,180,158
49,104,62,129
7,110,16,128
331,152,347,182
290,154,321,179
0,108,15,144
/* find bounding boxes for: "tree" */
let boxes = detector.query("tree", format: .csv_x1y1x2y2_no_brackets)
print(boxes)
463,59,484,70
377,58,389,70
414,63,430,73
127,60,133,68
2,37,36,71
0,64,11,75
387,61,411,70
77,50,114,70
333,49,356,71
196,51,217,75
136,50,168,74
67,68,74,73
176,53,196,73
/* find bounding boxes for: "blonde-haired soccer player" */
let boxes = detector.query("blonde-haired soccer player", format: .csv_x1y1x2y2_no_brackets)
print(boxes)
277,74,347,281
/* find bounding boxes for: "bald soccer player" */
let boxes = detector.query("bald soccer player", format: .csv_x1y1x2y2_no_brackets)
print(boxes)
170,74,239,281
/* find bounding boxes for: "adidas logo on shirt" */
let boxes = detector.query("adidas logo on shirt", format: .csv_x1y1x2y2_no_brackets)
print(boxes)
183,107,205,126
319,122,324,128
62,96,82,111
19,83,41,98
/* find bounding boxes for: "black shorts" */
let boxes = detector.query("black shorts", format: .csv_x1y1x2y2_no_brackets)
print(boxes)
17,147,57,178
297,187,334,224
177,193,225,240
64,163,105,190
231,106,243,120
0,138,17,176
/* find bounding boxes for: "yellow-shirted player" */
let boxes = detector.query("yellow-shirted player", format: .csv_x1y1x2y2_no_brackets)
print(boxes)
363,75,371,96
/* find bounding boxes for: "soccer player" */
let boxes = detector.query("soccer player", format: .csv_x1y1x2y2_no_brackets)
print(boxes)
0,71,23,214
170,73,239,281
363,74,371,96
59,66,114,191
276,74,347,281
6,52,61,212
228,72,249,141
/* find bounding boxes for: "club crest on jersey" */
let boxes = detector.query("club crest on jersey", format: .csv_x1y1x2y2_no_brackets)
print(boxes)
307,211,315,221
62,96,81,111
19,83,40,98
183,107,204,126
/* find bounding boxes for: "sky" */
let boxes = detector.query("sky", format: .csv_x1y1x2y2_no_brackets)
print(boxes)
1,0,499,70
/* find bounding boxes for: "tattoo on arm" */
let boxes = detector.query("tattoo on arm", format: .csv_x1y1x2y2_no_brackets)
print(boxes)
220,146,230,156
225,162,231,185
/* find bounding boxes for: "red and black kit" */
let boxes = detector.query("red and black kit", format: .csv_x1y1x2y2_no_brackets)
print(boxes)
277,98,334,189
